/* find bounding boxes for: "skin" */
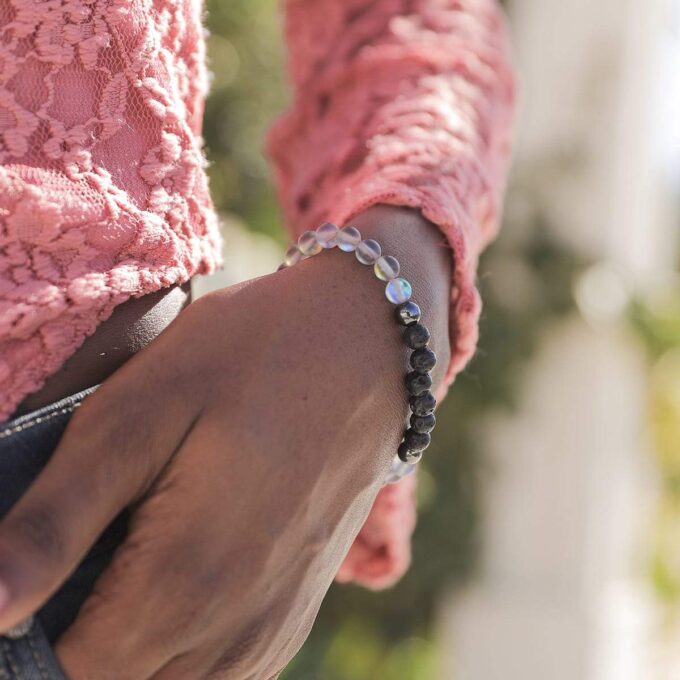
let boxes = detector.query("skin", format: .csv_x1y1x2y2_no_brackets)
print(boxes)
0,206,452,679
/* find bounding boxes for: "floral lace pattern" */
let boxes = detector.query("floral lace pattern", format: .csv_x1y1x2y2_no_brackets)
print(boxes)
0,0,515,590
0,0,221,418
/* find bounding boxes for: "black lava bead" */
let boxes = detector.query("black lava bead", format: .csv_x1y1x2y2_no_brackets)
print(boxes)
396,301,421,326
397,429,431,462
409,348,437,373
397,442,423,464
409,391,436,416
405,370,432,396
404,323,430,349
410,412,436,434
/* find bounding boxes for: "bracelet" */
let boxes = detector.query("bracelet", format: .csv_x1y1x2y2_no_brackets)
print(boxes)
277,222,437,485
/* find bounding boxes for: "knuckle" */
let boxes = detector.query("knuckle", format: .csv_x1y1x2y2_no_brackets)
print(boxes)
8,504,66,564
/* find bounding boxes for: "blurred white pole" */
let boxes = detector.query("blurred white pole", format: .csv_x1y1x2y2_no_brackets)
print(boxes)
438,0,676,678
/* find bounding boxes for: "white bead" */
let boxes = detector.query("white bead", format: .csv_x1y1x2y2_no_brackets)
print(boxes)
298,230,322,256
315,222,339,248
385,277,413,304
355,239,382,265
336,226,362,252
374,255,400,281
383,454,416,485
284,245,302,266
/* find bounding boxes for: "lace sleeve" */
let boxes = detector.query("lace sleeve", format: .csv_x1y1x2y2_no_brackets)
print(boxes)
0,0,221,417
268,0,516,590
268,0,516,393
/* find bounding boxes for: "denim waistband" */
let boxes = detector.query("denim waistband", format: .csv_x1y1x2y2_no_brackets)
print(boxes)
0,386,100,438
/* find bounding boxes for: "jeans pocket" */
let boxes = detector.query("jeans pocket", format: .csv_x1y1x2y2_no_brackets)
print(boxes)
0,617,69,680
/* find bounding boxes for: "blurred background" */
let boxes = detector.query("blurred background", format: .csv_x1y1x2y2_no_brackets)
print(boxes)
195,0,680,677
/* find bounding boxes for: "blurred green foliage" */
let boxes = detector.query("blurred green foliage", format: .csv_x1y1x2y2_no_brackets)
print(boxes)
204,0,285,241
630,284,680,611
202,2,580,677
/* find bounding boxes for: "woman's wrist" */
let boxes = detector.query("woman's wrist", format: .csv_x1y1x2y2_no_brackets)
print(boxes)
274,207,453,480
341,205,452,386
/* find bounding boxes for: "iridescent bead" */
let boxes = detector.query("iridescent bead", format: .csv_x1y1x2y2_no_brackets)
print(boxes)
384,454,417,483
403,323,430,349
405,371,432,396
298,230,322,256
410,412,436,434
316,222,339,248
410,391,436,416
385,278,412,304
374,255,400,281
396,301,421,326
336,226,362,252
355,239,382,264
284,245,302,266
410,348,437,373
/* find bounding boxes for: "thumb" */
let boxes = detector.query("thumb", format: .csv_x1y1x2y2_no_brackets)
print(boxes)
0,369,198,631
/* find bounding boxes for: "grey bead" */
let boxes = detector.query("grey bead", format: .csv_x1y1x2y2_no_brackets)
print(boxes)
410,348,437,373
398,441,423,464
409,391,436,416
410,412,436,434
405,371,432,396
404,323,430,349
396,301,421,326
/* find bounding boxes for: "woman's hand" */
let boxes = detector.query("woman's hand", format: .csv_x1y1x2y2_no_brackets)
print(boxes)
0,207,451,679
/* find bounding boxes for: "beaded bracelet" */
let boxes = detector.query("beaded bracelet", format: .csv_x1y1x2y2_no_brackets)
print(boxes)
277,222,437,486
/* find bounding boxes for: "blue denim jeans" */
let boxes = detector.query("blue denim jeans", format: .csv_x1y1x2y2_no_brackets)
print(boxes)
0,387,129,679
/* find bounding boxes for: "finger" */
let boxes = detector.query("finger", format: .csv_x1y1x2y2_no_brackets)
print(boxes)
55,413,306,680
55,415,233,680
0,355,201,631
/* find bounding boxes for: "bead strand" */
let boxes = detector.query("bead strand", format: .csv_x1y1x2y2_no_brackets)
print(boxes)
278,223,437,485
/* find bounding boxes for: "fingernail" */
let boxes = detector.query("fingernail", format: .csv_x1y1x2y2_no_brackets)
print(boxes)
0,581,10,613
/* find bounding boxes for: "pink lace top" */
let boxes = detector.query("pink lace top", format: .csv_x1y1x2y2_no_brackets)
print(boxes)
0,0,515,588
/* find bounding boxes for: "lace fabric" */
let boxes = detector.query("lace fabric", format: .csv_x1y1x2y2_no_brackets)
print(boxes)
0,0,515,590
0,0,222,418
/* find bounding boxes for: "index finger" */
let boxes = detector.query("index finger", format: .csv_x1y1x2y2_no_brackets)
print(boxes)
0,368,199,631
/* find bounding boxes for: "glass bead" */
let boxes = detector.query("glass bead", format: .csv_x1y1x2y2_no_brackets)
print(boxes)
316,222,339,248
410,391,436,416
396,301,421,326
410,412,436,434
385,278,412,304
374,255,400,281
384,454,417,484
284,245,302,266
405,371,432,396
298,230,322,256
403,323,430,349
410,348,437,373
337,226,362,252
355,239,382,264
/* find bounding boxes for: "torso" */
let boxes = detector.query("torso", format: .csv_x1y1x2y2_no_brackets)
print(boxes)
14,284,191,416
